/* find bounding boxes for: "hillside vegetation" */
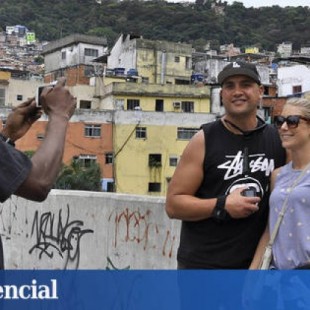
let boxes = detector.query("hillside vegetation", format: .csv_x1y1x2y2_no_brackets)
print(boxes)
0,0,309,52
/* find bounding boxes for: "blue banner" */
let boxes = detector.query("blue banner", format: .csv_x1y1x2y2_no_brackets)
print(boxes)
0,270,310,309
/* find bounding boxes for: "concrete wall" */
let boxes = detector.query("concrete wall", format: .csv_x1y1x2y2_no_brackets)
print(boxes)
0,190,181,270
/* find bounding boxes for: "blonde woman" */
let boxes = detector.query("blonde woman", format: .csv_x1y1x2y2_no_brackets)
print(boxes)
251,97,310,269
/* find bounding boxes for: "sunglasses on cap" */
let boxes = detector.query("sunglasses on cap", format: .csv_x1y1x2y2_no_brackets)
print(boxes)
273,115,310,129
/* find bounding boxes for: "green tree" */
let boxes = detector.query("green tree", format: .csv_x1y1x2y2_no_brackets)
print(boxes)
0,0,309,54
24,150,35,158
55,160,102,192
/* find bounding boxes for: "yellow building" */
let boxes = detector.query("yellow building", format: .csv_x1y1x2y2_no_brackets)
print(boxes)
245,47,260,54
107,34,192,85
95,34,214,195
6,34,215,196
113,110,215,196
98,81,210,113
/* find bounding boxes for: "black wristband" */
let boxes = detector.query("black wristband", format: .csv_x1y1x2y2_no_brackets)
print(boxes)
0,133,15,147
216,195,227,209
212,195,230,222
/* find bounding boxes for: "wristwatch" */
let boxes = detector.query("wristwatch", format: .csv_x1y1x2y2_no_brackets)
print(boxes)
211,195,230,222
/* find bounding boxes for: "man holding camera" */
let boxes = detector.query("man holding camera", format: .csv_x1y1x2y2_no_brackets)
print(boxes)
166,61,286,269
0,77,76,269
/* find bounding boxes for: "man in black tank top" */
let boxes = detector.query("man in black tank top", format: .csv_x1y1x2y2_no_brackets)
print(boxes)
166,61,286,269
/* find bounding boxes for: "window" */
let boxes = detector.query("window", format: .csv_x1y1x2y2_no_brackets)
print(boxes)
107,181,114,192
78,155,97,167
84,124,101,137
177,128,199,140
182,101,194,113
155,99,164,112
80,100,91,109
148,182,161,192
149,154,162,167
61,51,66,60
84,48,99,57
127,99,140,110
175,56,180,63
105,153,114,164
169,156,178,167
175,79,190,85
17,94,23,101
0,89,5,106
36,133,45,141
186,57,191,69
136,127,147,139
293,85,302,94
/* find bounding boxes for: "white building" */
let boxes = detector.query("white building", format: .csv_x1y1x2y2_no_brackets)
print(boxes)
42,34,108,73
277,64,310,97
277,42,292,58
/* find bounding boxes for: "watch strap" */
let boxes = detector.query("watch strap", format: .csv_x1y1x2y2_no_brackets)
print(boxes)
212,195,230,222
215,195,227,209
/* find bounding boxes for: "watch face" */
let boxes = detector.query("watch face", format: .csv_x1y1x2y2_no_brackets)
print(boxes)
212,195,229,222
212,206,229,222
214,208,227,220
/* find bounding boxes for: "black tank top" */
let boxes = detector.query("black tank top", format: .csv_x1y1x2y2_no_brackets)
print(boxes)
177,119,286,269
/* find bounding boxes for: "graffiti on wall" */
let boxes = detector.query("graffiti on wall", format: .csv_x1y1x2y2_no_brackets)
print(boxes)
109,208,159,250
106,256,130,270
28,204,94,269
162,230,176,259
108,207,178,260
0,199,19,239
1,195,179,269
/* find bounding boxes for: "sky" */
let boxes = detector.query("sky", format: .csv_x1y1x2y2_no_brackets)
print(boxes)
225,0,309,7
166,0,310,7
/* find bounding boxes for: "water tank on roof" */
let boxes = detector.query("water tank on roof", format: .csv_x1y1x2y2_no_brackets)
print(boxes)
127,68,139,77
191,73,204,83
114,68,125,76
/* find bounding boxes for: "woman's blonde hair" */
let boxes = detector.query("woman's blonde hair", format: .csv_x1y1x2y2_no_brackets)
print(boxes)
285,97,310,119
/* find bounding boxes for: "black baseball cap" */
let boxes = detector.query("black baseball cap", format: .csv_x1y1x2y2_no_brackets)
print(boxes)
218,61,261,85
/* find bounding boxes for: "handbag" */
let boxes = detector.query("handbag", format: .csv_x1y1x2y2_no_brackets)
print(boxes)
260,163,310,270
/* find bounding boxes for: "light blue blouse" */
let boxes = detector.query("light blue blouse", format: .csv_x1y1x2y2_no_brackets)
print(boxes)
269,162,310,269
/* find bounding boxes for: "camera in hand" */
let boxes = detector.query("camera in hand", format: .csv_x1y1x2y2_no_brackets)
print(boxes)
35,85,45,107
241,147,258,197
241,187,257,197
35,81,58,107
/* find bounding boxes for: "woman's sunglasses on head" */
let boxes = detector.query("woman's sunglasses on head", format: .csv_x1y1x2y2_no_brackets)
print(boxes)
274,115,310,129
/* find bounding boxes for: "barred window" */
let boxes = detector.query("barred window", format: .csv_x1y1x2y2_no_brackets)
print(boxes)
78,155,97,167
177,127,199,140
149,154,162,167
182,101,194,113
136,127,147,139
105,153,114,164
127,99,140,110
84,124,101,137
84,48,99,57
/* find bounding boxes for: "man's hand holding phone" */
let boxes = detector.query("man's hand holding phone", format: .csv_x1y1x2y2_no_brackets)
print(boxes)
36,78,76,121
